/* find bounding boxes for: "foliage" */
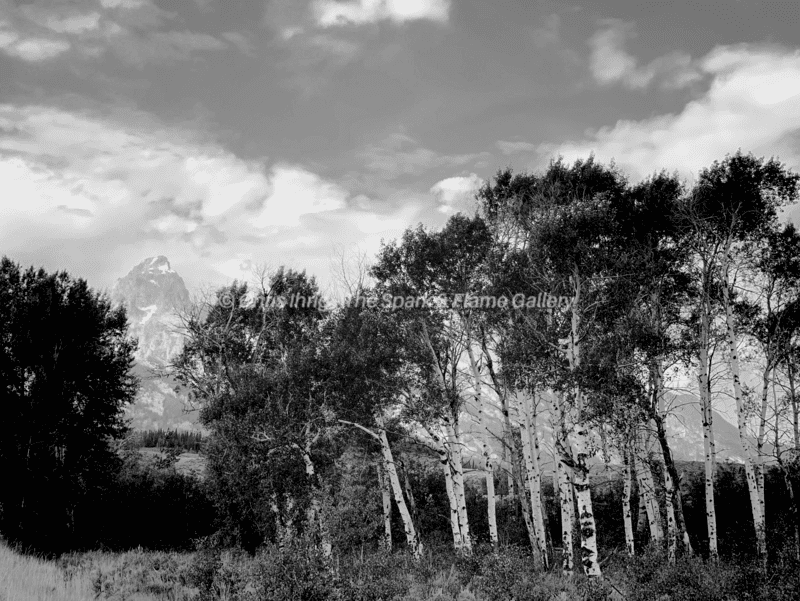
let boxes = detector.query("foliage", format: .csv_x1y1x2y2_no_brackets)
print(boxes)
0,257,137,554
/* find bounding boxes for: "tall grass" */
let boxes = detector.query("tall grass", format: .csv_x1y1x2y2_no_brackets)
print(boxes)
0,542,196,601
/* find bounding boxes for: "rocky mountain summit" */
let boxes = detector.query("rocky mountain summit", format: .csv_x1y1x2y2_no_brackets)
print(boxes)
111,256,197,431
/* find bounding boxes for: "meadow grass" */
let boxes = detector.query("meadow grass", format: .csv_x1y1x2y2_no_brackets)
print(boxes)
0,542,196,601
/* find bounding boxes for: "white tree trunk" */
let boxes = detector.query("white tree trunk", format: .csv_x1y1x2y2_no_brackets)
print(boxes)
721,254,766,564
520,391,550,568
635,436,663,545
622,451,635,557
447,423,472,554
441,447,464,551
377,462,392,552
698,290,719,561
466,336,498,549
571,424,601,577
663,461,677,564
557,456,575,574
378,427,423,559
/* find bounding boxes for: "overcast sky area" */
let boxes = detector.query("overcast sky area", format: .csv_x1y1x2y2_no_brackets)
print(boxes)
2,0,800,295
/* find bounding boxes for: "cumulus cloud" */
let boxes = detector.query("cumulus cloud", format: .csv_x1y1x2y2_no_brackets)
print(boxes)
540,44,800,180
311,0,450,28
250,165,349,228
589,19,702,90
0,103,421,289
430,173,483,214
0,104,267,236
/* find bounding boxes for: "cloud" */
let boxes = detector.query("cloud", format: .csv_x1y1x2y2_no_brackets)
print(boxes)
311,0,450,28
430,173,483,214
361,132,488,179
531,13,561,49
100,0,148,8
0,30,70,61
589,19,702,90
0,102,408,289
42,12,102,35
250,165,349,228
1,0,233,66
496,140,537,155
0,104,271,235
540,44,800,180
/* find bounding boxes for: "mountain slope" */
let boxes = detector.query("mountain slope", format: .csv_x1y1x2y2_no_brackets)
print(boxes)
112,256,198,431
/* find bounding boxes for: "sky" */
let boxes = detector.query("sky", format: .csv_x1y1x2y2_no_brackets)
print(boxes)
2,0,800,296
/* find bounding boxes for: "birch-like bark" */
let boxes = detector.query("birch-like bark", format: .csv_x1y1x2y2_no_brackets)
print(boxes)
399,459,418,523
788,359,800,450
635,434,663,545
511,426,540,560
340,418,422,558
622,450,635,557
697,282,719,561
636,492,647,539
466,333,498,549
557,456,575,574
651,364,693,558
756,366,770,536
520,391,550,569
440,446,463,550
570,425,600,577
378,462,392,552
378,426,423,559
561,273,601,577
446,422,472,554
721,251,766,564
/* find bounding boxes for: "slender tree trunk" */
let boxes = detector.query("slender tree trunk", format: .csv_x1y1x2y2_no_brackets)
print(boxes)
447,422,472,554
651,362,693,557
560,274,602,577
512,427,540,560
466,334,498,549
652,411,693,556
520,392,549,568
378,461,393,552
698,291,719,561
399,458,418,524
756,366,771,545
721,254,767,565
571,425,601,577
378,427,423,559
297,442,333,562
634,442,663,546
557,456,575,574
441,447,464,551
788,358,800,450
636,490,648,540
622,449,635,557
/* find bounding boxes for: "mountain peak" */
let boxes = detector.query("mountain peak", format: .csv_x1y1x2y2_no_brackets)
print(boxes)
132,255,175,275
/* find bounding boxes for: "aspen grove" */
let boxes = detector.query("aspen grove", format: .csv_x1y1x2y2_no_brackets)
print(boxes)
168,152,800,584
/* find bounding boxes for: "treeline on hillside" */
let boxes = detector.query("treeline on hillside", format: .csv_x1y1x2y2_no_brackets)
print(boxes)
128,428,204,452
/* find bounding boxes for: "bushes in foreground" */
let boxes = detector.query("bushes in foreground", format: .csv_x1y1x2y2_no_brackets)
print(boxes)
6,539,800,601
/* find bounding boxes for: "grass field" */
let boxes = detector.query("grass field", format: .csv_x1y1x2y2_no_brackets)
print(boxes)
0,543,196,601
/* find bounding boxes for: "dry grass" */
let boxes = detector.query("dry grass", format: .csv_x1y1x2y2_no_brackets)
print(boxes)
0,542,196,601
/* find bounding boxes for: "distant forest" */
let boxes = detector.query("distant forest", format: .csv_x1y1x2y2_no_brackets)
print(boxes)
127,428,204,452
